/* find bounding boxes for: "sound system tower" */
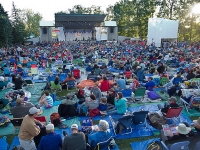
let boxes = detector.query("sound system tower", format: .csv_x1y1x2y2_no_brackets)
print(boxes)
43,28,47,34
110,27,114,33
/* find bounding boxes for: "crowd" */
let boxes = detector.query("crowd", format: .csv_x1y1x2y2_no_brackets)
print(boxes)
1,40,200,150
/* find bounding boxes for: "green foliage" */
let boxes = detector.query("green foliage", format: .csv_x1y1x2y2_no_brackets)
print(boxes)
0,3,13,47
11,2,27,44
22,9,43,37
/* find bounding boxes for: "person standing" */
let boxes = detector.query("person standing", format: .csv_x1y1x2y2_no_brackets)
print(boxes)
38,124,62,150
18,107,42,150
62,124,86,150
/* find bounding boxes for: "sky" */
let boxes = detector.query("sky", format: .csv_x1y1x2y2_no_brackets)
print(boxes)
1,0,120,21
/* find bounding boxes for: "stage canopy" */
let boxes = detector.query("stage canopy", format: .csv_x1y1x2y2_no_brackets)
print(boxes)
55,14,106,29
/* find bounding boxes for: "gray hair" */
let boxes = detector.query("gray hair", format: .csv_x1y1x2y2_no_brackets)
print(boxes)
99,120,109,131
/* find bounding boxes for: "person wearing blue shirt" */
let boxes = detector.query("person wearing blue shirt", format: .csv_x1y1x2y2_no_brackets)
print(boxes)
145,77,156,91
116,76,126,90
38,124,62,150
88,120,112,148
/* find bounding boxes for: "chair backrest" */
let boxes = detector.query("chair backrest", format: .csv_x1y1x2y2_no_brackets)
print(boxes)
173,77,183,85
134,87,146,97
10,118,23,127
47,75,56,82
34,116,47,125
160,77,169,86
119,89,132,98
194,141,200,150
169,141,190,150
166,107,183,118
118,115,133,128
67,80,75,87
96,136,113,150
59,73,67,82
153,78,160,86
133,111,149,124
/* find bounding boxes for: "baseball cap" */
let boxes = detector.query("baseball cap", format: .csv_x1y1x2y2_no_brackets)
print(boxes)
16,98,23,104
46,123,54,130
71,124,78,129
29,107,40,114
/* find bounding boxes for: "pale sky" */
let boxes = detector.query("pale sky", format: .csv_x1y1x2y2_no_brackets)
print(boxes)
1,0,119,21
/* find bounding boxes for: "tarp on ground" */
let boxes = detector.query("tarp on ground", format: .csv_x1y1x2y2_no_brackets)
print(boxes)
130,138,160,150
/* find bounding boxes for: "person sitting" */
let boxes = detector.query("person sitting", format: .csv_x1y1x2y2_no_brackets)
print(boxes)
90,84,102,101
61,94,76,105
116,75,126,90
17,64,24,76
132,76,140,91
39,91,53,108
98,97,108,117
94,66,101,76
107,92,127,115
14,76,24,90
62,73,76,85
157,97,179,114
38,124,62,150
186,70,195,80
100,76,110,92
10,98,34,118
84,94,99,117
62,124,86,150
107,88,115,105
136,66,145,81
144,77,155,91
88,120,112,148
157,63,165,74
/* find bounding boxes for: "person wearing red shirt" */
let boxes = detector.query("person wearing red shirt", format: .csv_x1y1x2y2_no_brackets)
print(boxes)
100,77,110,92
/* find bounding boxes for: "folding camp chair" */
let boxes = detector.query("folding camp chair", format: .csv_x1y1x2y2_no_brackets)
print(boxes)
160,77,169,86
165,107,183,124
47,75,56,82
59,73,67,82
194,141,200,150
154,78,160,86
10,118,23,134
132,111,149,128
134,87,146,101
66,80,76,90
180,97,200,115
34,116,47,125
94,136,114,150
161,141,190,150
119,89,132,101
73,69,81,79
173,77,183,85
50,81,61,91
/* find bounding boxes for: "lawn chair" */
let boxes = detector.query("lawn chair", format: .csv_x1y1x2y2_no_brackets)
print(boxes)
165,107,183,124
119,89,132,101
59,73,67,82
116,115,134,135
95,136,114,150
66,80,76,90
160,77,169,86
161,141,190,150
50,81,61,91
10,118,23,134
194,141,200,150
132,111,149,129
134,87,146,101
154,78,160,86
47,75,56,82
180,97,199,115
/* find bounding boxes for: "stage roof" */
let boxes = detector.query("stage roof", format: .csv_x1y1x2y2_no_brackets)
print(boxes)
55,14,106,29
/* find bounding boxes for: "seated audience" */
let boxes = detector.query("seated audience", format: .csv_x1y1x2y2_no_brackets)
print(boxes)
38,124,62,150
88,120,112,148
107,92,127,115
157,97,179,114
107,88,115,105
10,98,34,118
39,91,53,108
61,94,76,105
90,84,102,101
100,76,110,92
62,74,76,85
144,77,155,91
62,124,86,150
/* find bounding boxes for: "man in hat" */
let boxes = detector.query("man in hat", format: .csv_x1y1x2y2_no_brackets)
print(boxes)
157,97,179,114
18,107,43,150
10,98,34,118
38,124,62,150
62,124,86,150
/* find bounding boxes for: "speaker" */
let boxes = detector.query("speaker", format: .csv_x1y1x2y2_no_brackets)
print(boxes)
43,28,47,34
110,27,114,33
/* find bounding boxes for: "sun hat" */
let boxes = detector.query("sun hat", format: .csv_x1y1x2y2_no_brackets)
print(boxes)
29,107,40,114
71,124,78,129
193,117,200,127
46,123,54,130
175,123,191,135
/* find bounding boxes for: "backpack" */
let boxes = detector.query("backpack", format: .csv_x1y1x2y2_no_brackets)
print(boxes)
148,91,160,100
82,118,93,133
148,113,166,129
50,113,62,127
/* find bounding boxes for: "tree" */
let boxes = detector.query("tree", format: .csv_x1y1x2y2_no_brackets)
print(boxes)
22,9,43,37
11,2,27,44
0,3,13,47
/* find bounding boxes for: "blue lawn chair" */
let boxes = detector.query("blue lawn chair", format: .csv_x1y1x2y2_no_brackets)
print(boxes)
173,77,183,85
47,75,56,82
132,111,149,128
66,80,75,90
119,89,132,99
59,73,67,82
161,141,190,150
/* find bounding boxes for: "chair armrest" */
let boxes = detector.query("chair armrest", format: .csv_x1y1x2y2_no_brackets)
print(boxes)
161,141,169,150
